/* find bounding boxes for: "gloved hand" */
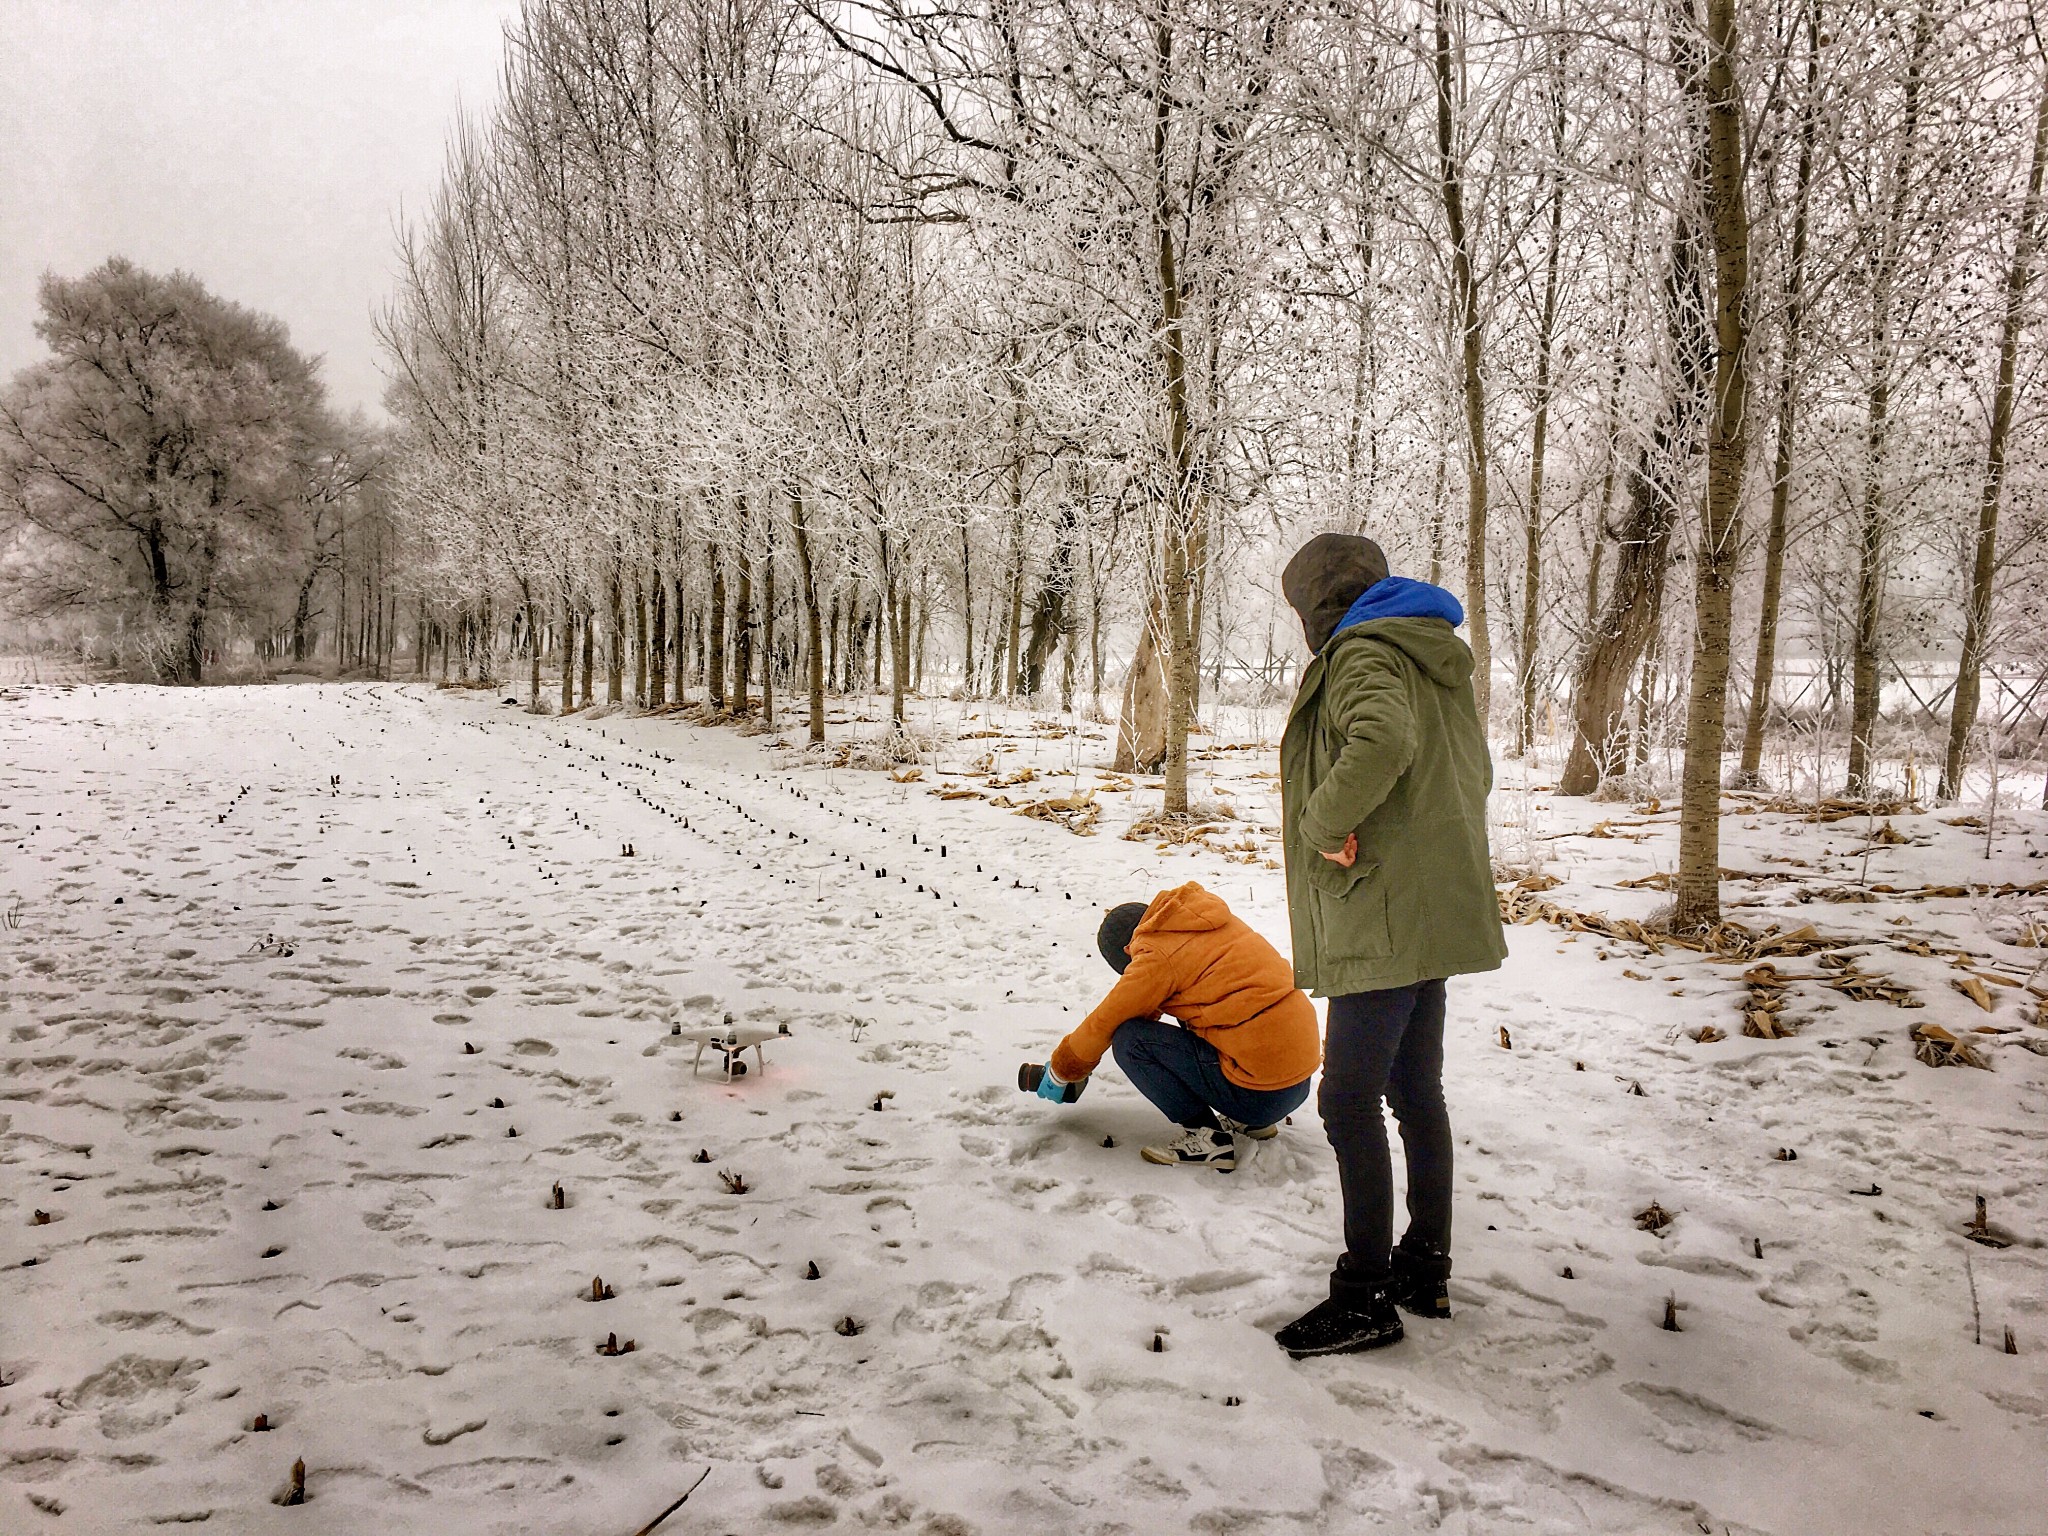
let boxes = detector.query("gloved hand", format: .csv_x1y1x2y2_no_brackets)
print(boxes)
1017,1062,1088,1103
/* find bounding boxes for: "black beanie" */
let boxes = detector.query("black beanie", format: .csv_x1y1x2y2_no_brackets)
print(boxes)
1097,902,1150,973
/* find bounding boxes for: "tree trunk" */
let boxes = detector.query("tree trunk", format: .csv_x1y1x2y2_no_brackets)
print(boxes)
827,588,840,700
1581,324,1629,642
1151,17,1201,816
879,532,908,727
1633,642,1657,771
732,498,754,715
1426,436,1447,587
532,602,548,716
1004,514,1026,699
1089,573,1107,719
1560,216,1712,795
1188,507,1210,726
679,573,696,704
145,522,172,625
334,521,349,677
1434,0,1493,725
1736,1,1822,786
1518,83,1567,758
607,567,625,704
1114,592,1170,774
580,607,594,706
291,563,319,664
1847,8,1933,797
914,579,930,695
623,582,639,707
871,594,883,696
1673,0,1753,932
791,487,826,746
181,517,220,685
850,591,863,695
957,519,976,698
1024,501,1078,695
649,571,668,709
763,516,778,728
1941,68,2048,800
1343,216,1377,531
893,582,912,726
707,541,727,712
1061,612,1077,714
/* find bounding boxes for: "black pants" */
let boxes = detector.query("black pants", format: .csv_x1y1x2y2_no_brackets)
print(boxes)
1319,979,1452,1285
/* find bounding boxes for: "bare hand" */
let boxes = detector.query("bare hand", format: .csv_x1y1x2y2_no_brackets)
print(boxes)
1320,833,1358,869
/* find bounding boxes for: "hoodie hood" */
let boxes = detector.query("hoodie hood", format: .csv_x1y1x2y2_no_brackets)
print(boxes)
1136,882,1229,937
1328,576,1473,689
1333,575,1464,633
1282,533,1390,653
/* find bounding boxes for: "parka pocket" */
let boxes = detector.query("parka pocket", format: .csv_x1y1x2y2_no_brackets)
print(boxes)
1306,855,1377,900
1307,857,1394,958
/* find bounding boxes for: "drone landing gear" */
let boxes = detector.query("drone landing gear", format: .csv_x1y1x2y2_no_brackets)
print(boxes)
690,1037,766,1080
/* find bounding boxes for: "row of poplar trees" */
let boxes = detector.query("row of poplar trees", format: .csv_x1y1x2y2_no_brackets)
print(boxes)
379,0,2048,931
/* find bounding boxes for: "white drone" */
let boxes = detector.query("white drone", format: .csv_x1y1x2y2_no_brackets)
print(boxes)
678,1012,790,1080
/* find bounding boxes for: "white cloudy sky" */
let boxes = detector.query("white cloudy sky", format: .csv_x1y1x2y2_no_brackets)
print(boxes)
0,0,521,417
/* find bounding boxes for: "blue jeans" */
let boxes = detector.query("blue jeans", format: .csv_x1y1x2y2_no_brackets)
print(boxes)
1109,1017,1312,1131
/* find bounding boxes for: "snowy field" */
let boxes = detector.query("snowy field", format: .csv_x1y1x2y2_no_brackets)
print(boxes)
2,679,2044,1536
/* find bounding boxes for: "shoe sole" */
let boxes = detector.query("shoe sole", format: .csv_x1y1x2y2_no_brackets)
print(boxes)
1281,1326,1404,1359
1139,1148,1235,1171
1398,1299,1451,1320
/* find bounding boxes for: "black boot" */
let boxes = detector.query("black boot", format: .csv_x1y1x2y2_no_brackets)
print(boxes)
1275,1262,1403,1359
1390,1243,1452,1320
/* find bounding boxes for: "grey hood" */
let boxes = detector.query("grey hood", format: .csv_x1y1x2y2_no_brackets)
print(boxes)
1281,533,1390,653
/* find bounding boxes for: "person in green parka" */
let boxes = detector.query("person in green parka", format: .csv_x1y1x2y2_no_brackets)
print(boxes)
1272,532,1507,1359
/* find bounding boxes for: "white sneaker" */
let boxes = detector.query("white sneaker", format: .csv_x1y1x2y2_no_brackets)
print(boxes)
1217,1115,1280,1141
1141,1127,1236,1171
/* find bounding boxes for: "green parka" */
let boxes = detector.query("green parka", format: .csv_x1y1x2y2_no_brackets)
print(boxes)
1280,605,1507,997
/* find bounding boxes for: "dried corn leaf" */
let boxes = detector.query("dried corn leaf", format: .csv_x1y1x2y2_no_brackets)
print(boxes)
1013,791,1101,836
1911,1021,1990,1070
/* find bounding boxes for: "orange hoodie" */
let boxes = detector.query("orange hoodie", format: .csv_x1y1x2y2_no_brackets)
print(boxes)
1050,883,1321,1092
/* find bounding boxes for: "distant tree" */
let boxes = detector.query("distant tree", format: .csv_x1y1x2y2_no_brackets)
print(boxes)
0,258,325,682
284,415,385,666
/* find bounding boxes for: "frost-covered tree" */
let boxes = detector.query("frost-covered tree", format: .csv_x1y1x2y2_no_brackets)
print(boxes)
0,258,328,682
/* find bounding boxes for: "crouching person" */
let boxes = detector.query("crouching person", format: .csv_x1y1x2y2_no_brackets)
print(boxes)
1025,882,1319,1171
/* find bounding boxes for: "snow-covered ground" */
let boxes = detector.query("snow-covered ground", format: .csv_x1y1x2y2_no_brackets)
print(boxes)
2,678,2043,1536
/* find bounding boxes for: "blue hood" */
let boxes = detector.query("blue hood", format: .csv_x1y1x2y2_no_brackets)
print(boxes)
1328,576,1465,643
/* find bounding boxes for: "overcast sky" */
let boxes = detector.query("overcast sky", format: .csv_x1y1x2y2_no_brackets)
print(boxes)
1,0,521,418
